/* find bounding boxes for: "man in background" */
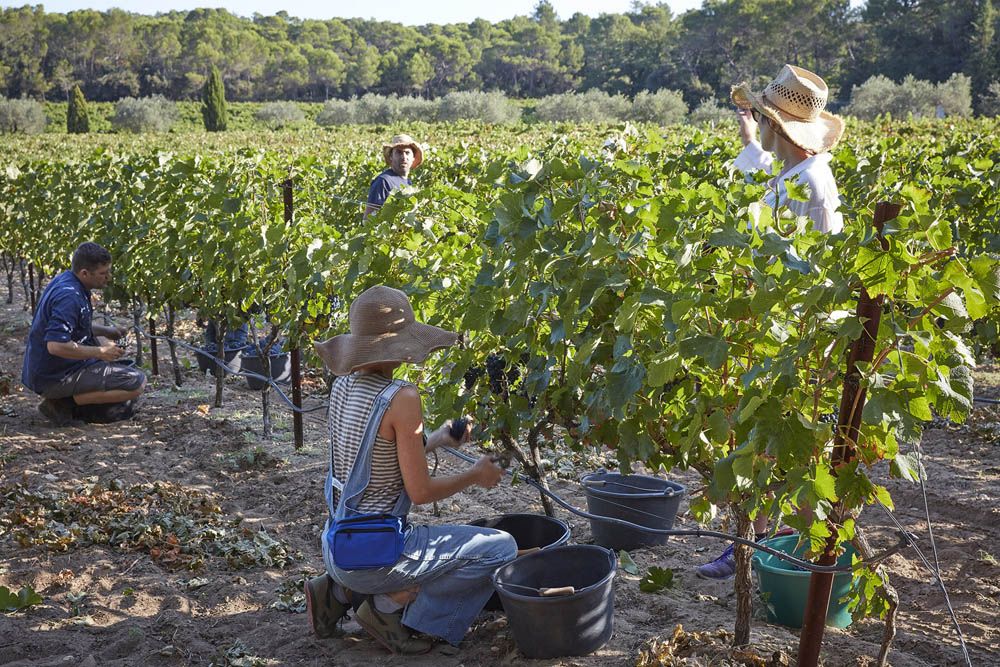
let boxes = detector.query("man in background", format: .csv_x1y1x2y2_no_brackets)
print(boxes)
364,134,424,219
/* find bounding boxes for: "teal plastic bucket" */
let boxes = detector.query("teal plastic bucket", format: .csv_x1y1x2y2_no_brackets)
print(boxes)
751,534,858,629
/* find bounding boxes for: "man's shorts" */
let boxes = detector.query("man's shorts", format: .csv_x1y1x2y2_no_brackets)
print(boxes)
41,362,145,400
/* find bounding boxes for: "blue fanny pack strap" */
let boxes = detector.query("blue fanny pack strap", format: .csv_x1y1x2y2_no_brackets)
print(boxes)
327,378,410,523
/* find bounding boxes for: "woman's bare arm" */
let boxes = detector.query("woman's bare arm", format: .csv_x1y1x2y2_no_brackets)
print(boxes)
384,386,502,505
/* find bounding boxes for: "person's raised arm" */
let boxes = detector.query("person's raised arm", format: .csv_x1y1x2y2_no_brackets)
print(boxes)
733,110,773,175
387,386,502,505
736,107,757,146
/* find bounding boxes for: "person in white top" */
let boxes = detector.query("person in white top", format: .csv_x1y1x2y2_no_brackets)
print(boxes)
696,64,847,581
730,64,846,234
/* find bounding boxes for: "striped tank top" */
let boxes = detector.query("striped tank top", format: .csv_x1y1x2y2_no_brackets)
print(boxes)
327,372,406,514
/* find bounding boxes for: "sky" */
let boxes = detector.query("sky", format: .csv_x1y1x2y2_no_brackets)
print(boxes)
4,1,710,25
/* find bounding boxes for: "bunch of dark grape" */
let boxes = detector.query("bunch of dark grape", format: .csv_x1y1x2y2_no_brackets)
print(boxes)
463,366,485,391
463,353,530,404
448,417,469,441
485,354,507,395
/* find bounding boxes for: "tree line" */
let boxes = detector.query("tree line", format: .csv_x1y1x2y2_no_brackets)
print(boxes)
1,0,998,112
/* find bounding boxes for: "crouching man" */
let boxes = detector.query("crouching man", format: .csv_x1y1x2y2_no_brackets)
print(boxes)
21,242,145,426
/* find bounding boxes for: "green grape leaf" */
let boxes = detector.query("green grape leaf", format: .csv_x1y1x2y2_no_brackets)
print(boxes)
639,566,676,593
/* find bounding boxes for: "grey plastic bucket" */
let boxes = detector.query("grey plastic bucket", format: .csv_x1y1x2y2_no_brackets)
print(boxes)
493,545,616,659
582,471,685,550
469,513,571,611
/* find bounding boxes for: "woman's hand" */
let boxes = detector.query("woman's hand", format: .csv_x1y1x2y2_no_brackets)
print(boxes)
424,419,472,453
737,108,757,146
471,455,504,489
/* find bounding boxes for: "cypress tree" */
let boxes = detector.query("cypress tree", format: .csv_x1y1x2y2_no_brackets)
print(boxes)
201,66,228,132
67,84,89,134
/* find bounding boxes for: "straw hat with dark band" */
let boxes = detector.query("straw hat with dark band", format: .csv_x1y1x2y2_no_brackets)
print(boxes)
731,64,844,155
383,134,424,170
314,285,457,376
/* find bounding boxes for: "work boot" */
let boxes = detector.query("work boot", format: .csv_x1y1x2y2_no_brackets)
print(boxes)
304,574,349,639
38,398,83,427
355,597,434,655
74,399,137,424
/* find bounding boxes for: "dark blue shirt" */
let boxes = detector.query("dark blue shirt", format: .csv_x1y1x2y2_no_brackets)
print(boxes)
21,270,99,393
366,169,411,210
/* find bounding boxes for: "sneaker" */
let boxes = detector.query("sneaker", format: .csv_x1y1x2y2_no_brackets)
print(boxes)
696,542,736,580
38,398,83,427
304,574,349,639
355,597,434,655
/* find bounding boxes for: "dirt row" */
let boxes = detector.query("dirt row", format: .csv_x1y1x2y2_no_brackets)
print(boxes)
1,297,998,666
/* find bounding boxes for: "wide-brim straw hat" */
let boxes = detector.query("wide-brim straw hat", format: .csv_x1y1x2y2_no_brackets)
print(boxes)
383,134,424,170
314,285,457,376
731,64,844,154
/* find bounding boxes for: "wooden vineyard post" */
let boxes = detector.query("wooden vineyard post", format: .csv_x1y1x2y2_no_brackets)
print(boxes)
291,347,304,450
797,202,902,667
284,178,304,451
28,262,36,314
149,316,159,375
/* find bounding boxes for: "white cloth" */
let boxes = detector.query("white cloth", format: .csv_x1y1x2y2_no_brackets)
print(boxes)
733,141,844,234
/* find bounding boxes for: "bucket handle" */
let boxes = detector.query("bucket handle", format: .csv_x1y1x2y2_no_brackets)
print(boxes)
501,582,577,597
581,476,678,498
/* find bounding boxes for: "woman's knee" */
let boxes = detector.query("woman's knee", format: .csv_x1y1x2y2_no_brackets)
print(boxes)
485,530,517,565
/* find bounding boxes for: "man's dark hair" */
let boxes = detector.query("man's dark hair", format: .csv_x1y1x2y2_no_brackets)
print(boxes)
71,242,112,273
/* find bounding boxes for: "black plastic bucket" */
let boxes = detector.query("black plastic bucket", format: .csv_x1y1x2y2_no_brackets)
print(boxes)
581,471,685,550
493,545,616,659
469,513,571,611
242,353,291,390
195,346,242,375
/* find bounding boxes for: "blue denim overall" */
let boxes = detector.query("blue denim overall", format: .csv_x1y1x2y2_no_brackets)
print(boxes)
322,378,516,645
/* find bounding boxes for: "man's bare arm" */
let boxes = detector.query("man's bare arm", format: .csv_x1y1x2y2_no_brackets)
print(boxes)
92,323,126,339
47,340,123,362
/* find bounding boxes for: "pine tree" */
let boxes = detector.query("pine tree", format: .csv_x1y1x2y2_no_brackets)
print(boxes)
201,66,228,132
67,84,89,134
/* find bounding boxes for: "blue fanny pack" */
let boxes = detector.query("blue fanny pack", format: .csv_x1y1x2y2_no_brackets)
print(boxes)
328,513,407,570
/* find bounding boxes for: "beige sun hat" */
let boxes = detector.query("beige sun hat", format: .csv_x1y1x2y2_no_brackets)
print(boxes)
383,134,424,169
731,64,845,154
314,285,457,376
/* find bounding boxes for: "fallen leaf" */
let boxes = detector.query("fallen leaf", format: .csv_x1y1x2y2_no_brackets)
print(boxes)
618,549,640,576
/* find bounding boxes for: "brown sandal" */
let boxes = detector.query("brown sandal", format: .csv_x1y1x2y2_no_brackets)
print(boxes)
354,596,433,655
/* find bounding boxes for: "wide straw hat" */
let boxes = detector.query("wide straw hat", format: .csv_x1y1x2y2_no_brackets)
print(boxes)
314,285,457,376
731,64,844,154
383,134,424,169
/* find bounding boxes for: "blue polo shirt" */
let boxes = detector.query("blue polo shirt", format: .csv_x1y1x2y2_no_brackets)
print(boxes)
21,270,99,394
366,169,411,210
